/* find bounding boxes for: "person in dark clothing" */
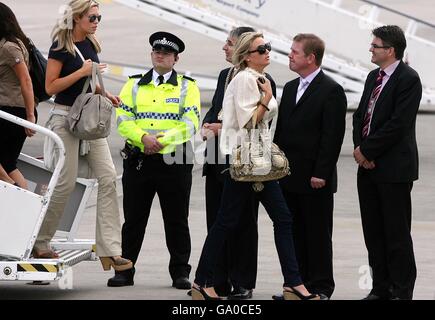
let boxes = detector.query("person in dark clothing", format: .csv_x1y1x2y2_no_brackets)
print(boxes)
193,31,318,301
353,25,421,300
0,2,36,189
273,33,347,300
201,26,276,300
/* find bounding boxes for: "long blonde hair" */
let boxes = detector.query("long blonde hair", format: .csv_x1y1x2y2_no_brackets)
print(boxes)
51,0,101,55
232,31,263,70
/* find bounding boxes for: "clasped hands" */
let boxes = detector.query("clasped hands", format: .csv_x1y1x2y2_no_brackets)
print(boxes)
311,177,326,189
201,123,222,141
142,134,164,155
353,146,376,170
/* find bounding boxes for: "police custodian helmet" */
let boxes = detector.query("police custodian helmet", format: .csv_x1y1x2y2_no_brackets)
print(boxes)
149,31,185,53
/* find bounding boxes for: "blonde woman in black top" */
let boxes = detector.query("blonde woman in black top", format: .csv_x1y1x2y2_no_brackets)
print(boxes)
34,0,132,282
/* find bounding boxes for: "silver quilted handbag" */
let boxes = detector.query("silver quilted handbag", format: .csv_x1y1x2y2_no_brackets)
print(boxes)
66,62,113,140
230,111,290,192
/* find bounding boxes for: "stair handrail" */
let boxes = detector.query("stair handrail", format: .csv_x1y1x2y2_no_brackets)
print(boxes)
360,0,435,30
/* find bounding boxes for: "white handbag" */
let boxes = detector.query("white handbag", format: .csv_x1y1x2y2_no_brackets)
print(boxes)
229,110,290,191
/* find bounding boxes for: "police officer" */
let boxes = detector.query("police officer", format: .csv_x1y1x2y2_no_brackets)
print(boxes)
108,32,200,289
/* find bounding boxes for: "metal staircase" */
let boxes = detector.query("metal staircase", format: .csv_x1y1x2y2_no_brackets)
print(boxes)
113,0,435,108
0,111,96,283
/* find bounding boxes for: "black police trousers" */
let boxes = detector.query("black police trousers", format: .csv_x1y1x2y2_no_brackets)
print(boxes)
121,153,193,280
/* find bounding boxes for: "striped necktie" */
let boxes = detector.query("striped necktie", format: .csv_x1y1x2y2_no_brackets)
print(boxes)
362,70,386,138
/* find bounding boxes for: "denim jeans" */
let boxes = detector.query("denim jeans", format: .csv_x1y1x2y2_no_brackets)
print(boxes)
195,171,302,288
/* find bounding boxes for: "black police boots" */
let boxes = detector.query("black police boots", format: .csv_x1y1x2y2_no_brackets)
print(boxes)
107,267,135,287
228,286,253,300
172,277,192,290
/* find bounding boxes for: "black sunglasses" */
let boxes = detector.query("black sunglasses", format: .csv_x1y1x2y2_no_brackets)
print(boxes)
248,42,272,55
370,43,391,49
88,14,102,23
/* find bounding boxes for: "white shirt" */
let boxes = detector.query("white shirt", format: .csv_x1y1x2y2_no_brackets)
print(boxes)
220,67,278,155
379,60,400,93
296,67,321,103
152,70,172,86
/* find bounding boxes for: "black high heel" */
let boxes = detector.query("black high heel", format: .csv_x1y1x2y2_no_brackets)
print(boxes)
191,286,223,300
283,287,320,300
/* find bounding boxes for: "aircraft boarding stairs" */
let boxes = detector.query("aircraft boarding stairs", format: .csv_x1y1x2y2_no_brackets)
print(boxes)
0,110,96,283
114,0,435,109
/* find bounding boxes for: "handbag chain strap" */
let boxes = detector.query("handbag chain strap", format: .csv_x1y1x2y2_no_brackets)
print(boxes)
217,67,237,121
249,109,263,142
224,67,236,92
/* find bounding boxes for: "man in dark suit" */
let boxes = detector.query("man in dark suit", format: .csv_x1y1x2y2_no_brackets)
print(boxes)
201,26,276,299
274,34,347,300
353,25,422,300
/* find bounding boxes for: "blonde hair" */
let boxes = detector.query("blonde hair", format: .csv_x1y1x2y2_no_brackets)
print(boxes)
51,0,101,55
232,31,263,70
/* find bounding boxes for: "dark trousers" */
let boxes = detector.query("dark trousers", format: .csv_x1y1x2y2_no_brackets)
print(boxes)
121,155,193,280
195,172,302,288
282,189,335,297
357,171,416,299
0,106,37,173
205,166,258,292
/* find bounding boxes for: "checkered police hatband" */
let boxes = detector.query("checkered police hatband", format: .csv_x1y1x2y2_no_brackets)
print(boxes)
153,38,179,52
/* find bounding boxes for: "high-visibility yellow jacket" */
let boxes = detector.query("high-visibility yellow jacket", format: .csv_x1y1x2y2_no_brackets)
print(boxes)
116,69,201,154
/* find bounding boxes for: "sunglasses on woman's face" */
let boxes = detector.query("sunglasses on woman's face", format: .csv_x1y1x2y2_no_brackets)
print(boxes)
88,14,102,23
248,42,272,55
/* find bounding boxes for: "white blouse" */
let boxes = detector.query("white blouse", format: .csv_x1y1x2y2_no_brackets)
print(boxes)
220,67,278,155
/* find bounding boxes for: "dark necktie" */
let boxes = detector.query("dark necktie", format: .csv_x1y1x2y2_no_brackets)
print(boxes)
362,70,386,138
157,75,164,86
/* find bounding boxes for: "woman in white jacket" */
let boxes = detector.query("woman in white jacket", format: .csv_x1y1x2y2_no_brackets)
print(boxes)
192,32,318,300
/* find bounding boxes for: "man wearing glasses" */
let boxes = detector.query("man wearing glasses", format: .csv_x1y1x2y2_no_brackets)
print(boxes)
273,33,347,300
111,32,200,289
353,25,422,300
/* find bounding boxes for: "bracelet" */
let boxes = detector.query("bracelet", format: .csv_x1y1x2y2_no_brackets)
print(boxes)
259,102,270,111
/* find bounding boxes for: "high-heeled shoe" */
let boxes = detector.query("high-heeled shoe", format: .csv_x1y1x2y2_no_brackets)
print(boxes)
191,285,223,300
283,287,320,300
99,256,133,272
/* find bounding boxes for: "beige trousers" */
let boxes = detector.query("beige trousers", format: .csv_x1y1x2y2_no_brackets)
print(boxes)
34,104,121,257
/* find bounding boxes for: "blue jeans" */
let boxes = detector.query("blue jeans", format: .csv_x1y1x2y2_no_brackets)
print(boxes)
195,171,302,288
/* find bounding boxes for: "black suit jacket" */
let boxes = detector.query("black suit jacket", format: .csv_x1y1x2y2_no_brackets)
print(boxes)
352,61,422,183
275,70,347,194
202,67,276,176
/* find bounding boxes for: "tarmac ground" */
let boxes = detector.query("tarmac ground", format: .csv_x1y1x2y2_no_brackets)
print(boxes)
0,0,434,301
1,103,434,301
